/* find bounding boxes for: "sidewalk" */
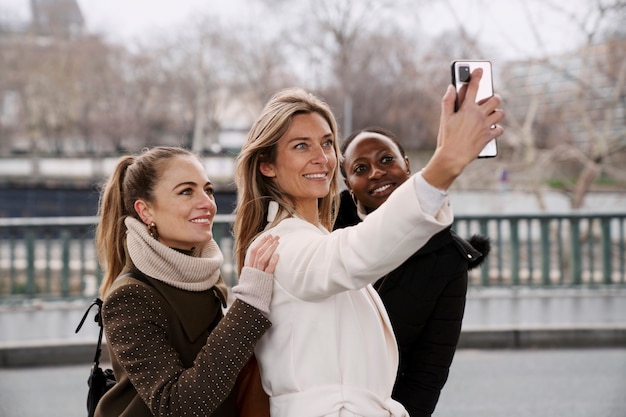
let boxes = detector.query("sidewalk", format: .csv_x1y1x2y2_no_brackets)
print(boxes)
1,287,626,367
457,286,626,349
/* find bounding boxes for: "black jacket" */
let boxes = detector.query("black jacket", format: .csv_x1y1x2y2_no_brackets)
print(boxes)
334,190,489,417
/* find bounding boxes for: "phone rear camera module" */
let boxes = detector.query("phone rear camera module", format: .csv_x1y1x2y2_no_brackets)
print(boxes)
459,65,471,83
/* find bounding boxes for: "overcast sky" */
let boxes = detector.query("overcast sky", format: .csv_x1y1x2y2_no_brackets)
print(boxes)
1,0,590,61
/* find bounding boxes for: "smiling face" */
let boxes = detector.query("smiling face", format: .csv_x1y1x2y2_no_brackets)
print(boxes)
134,155,216,250
260,112,337,224
342,132,411,214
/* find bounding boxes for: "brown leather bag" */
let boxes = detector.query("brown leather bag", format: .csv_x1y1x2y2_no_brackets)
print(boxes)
235,355,270,417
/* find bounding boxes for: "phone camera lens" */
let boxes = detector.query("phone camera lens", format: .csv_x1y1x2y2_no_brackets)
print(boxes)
459,65,470,83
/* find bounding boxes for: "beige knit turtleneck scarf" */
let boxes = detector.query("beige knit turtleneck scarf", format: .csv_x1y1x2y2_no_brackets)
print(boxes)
125,217,223,292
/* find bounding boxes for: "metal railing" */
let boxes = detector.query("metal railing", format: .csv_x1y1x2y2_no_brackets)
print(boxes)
1,213,625,302
453,213,626,287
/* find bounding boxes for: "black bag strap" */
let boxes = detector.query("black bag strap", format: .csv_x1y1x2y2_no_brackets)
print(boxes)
74,271,150,368
75,298,106,367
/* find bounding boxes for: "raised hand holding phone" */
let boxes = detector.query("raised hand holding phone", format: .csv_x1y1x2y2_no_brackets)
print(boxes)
451,60,498,158
422,63,504,190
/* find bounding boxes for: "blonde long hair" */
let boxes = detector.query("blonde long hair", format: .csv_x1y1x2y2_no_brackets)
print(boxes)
233,88,341,274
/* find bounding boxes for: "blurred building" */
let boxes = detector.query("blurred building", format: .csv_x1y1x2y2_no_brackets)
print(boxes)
0,0,84,39
30,0,85,38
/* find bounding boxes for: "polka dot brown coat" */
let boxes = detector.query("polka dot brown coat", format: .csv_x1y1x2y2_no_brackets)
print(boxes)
95,274,271,417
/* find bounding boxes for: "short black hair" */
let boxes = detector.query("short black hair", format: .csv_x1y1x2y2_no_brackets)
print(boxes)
339,126,406,178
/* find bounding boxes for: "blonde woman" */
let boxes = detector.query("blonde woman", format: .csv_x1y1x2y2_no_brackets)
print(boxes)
233,70,503,416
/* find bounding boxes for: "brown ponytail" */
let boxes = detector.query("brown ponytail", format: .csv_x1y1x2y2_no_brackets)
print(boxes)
96,156,135,296
96,146,196,296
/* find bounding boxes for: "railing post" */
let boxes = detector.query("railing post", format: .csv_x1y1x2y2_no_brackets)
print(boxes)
96,261,103,289
45,231,52,293
495,219,504,284
556,219,565,285
9,233,16,294
601,217,612,285
540,218,551,286
587,218,595,283
80,232,87,294
509,219,520,285
570,219,582,285
479,219,489,285
61,230,70,297
526,220,534,283
26,230,36,296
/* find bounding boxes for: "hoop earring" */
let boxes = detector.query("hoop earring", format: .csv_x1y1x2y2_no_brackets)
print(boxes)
349,190,358,207
148,222,159,240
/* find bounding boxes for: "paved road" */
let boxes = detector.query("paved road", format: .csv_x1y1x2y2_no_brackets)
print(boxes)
1,348,625,417
434,348,626,417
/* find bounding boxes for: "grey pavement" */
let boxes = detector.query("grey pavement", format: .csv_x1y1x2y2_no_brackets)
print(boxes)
1,287,626,367
1,349,625,417
457,286,626,349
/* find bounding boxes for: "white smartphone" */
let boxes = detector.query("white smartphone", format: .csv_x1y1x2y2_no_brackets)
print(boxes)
451,60,498,158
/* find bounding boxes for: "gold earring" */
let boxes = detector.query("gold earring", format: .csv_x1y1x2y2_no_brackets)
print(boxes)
148,222,159,240
349,190,358,206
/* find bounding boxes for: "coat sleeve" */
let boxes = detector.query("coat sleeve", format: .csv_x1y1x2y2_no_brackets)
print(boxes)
262,175,453,301
102,283,271,417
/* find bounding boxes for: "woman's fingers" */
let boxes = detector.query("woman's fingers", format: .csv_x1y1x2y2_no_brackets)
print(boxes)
255,235,279,274
461,67,483,105
481,93,503,116
487,108,505,130
245,234,280,273
263,249,280,274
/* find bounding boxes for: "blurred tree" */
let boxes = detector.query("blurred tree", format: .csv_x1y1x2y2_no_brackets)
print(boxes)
152,15,278,153
274,0,450,149
278,0,398,135
1,0,624,205
500,0,626,208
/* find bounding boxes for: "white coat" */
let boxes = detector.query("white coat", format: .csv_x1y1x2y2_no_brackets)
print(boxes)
251,173,453,417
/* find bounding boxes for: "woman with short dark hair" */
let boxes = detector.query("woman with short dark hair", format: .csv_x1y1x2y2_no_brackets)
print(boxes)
337,127,490,417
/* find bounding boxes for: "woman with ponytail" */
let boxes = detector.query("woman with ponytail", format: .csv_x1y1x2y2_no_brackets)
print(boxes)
94,146,277,417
